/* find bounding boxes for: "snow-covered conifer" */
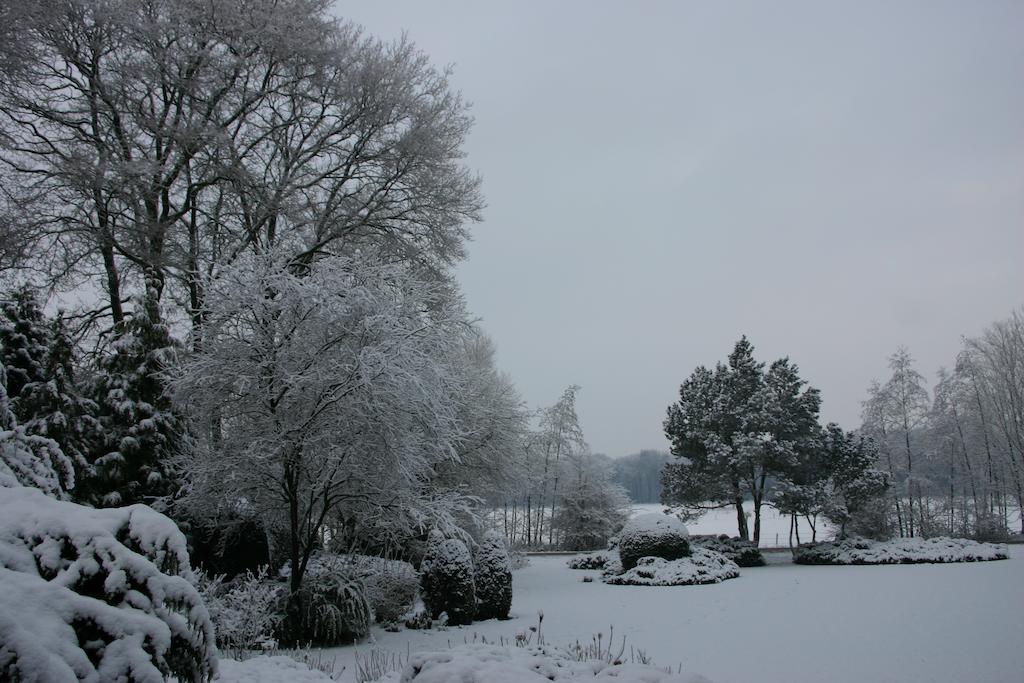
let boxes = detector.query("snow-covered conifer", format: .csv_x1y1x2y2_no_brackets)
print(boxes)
1,362,76,497
0,486,216,681
473,530,512,620
87,292,182,507
420,530,476,625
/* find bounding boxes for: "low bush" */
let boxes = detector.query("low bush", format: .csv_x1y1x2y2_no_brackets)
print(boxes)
604,547,740,586
618,514,691,571
689,535,765,567
793,536,1009,565
567,551,610,570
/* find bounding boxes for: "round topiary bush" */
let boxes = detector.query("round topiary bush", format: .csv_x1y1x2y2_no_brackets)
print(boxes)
618,513,690,571
473,530,512,620
420,531,476,626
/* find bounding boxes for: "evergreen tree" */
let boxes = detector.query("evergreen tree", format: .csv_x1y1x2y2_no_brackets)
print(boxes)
2,289,98,485
0,287,50,407
1,359,76,496
87,293,182,507
473,530,513,620
663,336,821,544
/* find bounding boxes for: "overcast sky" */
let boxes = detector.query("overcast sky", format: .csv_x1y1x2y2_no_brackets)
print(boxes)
339,1,1024,457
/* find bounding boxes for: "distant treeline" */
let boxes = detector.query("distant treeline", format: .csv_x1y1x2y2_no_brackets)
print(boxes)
605,450,671,504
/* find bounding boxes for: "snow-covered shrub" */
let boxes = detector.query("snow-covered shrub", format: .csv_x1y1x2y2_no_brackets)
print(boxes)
384,643,712,682
618,513,690,571
508,549,529,570
793,536,1009,565
567,551,610,570
0,486,216,681
282,554,371,645
605,547,740,586
419,531,476,625
198,566,284,650
689,535,765,567
347,555,419,625
473,530,512,620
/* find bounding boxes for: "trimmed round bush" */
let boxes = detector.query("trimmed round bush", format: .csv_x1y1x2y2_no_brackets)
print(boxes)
420,531,476,625
618,513,690,571
473,530,512,620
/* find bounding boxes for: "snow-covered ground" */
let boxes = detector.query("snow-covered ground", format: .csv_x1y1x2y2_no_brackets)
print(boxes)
630,503,827,546
322,546,1024,683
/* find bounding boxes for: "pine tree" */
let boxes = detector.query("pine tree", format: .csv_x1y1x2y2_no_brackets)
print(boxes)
87,293,182,507
663,336,821,544
2,290,98,487
0,287,50,407
1,359,76,496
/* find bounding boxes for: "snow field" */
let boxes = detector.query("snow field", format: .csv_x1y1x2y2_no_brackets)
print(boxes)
321,546,1024,683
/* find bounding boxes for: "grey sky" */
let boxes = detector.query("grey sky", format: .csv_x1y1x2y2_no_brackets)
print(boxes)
339,1,1024,457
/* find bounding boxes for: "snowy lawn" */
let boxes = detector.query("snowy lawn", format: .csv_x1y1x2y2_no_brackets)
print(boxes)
321,546,1024,683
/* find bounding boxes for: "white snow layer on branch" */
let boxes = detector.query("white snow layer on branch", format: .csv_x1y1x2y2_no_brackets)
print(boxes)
0,487,216,682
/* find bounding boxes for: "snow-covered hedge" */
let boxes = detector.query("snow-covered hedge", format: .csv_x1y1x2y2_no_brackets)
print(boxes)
473,530,512,620
567,551,610,570
604,547,740,586
793,536,1010,565
420,531,476,625
0,486,216,682
689,535,765,567
618,514,691,571
377,643,712,682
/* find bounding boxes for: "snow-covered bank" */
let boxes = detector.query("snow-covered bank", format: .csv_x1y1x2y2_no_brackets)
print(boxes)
322,547,1024,683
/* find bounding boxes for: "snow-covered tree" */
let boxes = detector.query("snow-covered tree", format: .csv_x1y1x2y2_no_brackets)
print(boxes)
2,0,482,345
1,358,76,497
86,292,182,508
1,289,97,487
432,333,530,502
552,450,630,550
663,337,821,544
172,252,469,626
